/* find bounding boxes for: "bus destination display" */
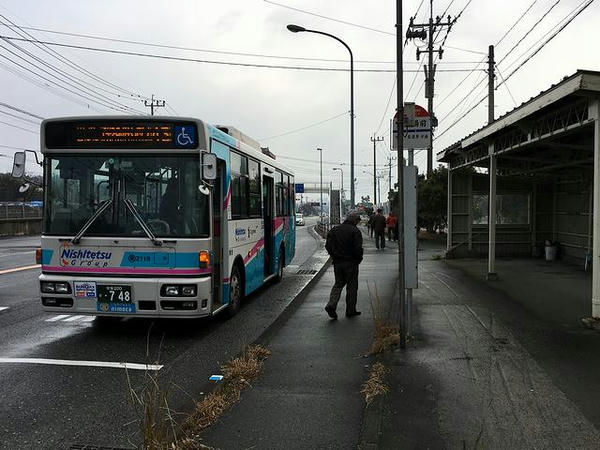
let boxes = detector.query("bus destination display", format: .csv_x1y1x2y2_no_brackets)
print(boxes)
45,121,198,149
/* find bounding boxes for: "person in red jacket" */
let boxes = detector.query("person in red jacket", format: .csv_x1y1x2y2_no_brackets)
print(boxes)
386,213,397,242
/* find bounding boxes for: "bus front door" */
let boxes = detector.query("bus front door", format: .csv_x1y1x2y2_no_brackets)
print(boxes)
263,175,274,278
211,161,224,309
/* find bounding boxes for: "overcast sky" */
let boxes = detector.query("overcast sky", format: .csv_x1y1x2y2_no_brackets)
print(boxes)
1,0,599,200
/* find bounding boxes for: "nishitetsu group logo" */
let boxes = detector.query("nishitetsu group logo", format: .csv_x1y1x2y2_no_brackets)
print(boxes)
59,243,113,268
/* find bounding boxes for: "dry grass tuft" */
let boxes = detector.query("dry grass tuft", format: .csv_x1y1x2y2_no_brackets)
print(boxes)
368,283,401,354
361,362,389,405
181,345,271,443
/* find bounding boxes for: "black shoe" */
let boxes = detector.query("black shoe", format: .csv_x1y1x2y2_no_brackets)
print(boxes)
346,311,361,318
325,306,338,320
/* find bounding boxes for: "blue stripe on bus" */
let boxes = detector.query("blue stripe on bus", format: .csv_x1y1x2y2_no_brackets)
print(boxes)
41,249,53,265
119,252,200,268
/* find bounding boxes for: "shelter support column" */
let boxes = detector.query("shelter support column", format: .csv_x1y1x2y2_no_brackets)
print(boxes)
487,143,498,280
447,168,453,254
590,99,600,317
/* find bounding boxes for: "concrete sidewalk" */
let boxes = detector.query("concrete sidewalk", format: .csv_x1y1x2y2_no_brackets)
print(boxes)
202,229,399,449
362,241,600,449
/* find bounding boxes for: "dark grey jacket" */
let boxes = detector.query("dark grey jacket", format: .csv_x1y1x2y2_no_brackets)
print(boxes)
325,220,363,265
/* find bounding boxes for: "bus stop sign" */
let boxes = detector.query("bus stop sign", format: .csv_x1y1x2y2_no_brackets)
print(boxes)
392,103,430,151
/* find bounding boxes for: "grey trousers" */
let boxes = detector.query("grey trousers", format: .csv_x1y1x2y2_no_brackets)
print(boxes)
327,262,359,314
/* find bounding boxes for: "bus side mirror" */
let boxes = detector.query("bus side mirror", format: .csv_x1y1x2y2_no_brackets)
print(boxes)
12,152,26,178
202,153,217,181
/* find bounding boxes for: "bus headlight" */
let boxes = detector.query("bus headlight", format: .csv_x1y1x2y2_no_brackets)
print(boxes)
161,285,197,297
41,281,55,293
41,282,71,294
164,286,180,296
181,286,197,296
54,282,71,293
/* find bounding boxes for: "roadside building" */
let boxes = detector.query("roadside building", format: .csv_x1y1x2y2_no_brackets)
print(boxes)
438,70,600,318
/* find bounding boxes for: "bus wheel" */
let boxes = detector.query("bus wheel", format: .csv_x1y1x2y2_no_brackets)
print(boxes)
227,264,243,317
275,248,284,282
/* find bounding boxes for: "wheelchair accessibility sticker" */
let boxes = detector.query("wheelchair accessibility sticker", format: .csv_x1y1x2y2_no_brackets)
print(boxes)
174,125,196,148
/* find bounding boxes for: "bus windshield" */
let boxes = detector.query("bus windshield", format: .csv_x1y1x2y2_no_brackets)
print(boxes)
44,154,209,238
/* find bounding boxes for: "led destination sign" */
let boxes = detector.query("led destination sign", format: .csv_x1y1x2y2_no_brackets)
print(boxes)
45,120,198,149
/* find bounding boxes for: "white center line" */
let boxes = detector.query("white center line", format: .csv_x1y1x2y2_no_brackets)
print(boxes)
0,307,8,312
0,358,163,371
64,315,86,322
45,314,71,322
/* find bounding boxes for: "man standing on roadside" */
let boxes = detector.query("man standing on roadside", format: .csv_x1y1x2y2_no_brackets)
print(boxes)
372,208,387,250
324,211,363,319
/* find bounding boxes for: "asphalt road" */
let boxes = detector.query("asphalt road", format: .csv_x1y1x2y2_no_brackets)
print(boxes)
0,217,325,449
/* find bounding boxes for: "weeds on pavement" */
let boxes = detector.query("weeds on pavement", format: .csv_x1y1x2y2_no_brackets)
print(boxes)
361,362,389,405
180,345,271,447
128,323,269,449
367,283,400,354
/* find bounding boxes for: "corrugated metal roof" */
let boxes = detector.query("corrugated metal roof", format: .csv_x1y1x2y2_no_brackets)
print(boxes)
437,69,600,162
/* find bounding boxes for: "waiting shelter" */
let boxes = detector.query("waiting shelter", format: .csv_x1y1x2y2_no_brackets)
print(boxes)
438,70,600,318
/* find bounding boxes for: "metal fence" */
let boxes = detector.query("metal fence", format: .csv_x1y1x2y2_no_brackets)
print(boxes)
0,203,43,220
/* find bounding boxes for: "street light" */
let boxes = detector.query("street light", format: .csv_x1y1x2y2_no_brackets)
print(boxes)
287,23,355,208
333,167,344,216
317,148,323,225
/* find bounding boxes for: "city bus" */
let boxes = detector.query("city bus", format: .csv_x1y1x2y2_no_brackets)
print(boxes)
15,116,296,318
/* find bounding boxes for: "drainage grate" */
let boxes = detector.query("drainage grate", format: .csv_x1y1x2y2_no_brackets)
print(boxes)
69,446,133,450
297,269,318,275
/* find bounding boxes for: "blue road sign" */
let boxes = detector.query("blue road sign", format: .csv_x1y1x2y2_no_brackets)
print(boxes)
295,183,305,193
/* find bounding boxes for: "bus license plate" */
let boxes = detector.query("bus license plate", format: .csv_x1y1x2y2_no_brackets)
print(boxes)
98,285,132,303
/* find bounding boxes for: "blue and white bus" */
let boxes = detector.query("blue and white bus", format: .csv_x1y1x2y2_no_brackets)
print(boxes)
21,117,296,318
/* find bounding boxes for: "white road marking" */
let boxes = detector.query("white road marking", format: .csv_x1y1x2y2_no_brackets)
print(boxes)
0,358,163,371
45,314,71,322
0,307,8,312
64,315,86,322
80,316,96,322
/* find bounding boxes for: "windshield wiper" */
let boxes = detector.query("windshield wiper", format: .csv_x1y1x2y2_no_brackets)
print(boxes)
123,198,163,247
71,199,113,244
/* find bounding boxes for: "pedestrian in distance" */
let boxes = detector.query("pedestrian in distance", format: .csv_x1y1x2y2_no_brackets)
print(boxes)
368,212,375,238
386,212,397,242
324,211,363,319
372,208,387,250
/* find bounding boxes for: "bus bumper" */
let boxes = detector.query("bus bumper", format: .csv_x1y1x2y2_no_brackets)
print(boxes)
39,274,213,318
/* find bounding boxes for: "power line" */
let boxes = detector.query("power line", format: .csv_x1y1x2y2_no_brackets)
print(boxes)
0,35,482,73
435,0,594,143
496,0,539,47
0,42,139,113
374,77,396,135
0,119,37,134
263,0,395,36
0,108,40,125
0,101,43,119
0,23,447,66
0,16,150,103
496,0,562,66
499,0,594,85
260,111,349,141
0,18,144,114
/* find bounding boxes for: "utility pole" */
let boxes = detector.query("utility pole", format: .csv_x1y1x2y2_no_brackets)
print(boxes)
387,156,396,194
396,0,406,349
488,45,495,125
371,135,384,205
406,1,454,176
144,94,165,116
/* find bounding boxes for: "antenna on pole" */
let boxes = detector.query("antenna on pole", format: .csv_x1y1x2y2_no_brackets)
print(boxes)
144,94,166,116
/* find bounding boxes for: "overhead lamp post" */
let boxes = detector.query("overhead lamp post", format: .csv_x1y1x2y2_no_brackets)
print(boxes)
318,147,323,225
333,167,344,216
287,24,355,208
